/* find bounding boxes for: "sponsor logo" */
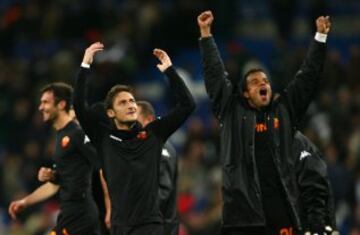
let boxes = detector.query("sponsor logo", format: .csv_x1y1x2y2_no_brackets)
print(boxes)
109,135,123,142
300,150,311,160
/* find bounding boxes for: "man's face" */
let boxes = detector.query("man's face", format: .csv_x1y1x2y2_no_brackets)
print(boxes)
107,91,138,123
137,106,155,127
38,91,59,123
243,71,272,108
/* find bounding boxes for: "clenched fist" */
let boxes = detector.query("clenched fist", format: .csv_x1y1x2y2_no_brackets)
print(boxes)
8,199,27,219
197,11,214,38
38,167,55,182
316,16,331,34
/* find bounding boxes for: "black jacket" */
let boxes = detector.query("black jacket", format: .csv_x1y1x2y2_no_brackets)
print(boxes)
294,131,336,230
199,36,326,229
159,142,179,235
73,66,195,226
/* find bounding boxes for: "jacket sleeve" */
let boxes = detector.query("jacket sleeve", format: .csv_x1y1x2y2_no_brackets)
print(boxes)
148,66,195,142
73,129,102,170
283,39,326,124
73,67,105,145
295,134,330,229
158,145,177,209
199,36,234,120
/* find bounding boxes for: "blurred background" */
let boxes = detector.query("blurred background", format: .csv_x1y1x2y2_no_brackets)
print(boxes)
0,0,359,234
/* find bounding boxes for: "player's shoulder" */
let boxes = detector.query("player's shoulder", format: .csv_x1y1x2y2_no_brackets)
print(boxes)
65,121,87,140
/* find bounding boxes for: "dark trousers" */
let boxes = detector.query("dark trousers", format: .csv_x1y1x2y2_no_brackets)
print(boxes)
111,223,164,235
221,226,299,235
164,222,179,235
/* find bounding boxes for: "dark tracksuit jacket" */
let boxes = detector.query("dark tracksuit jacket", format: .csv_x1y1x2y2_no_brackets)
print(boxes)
199,36,326,230
73,66,195,230
294,131,336,231
159,142,179,235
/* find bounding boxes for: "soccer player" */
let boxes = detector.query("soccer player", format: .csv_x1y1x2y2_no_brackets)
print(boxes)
197,10,330,235
9,82,101,235
137,101,179,235
73,43,195,235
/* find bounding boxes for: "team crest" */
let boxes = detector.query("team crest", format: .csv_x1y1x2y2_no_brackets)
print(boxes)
137,131,148,140
61,136,70,148
274,118,280,129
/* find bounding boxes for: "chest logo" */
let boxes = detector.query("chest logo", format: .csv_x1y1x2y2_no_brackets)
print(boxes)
61,136,70,148
137,131,148,140
84,135,90,144
300,150,311,160
162,148,170,158
256,123,267,132
274,118,280,129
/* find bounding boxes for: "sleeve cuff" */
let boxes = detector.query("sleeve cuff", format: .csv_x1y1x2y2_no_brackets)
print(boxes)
81,62,91,68
314,32,327,43
164,66,176,76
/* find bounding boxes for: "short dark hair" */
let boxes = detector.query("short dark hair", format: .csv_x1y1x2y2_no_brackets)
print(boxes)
105,85,135,109
241,68,266,92
40,82,73,112
137,101,155,118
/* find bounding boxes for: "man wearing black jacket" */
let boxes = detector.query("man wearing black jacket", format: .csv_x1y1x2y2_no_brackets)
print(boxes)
294,131,337,235
137,100,179,235
197,10,331,235
73,43,195,235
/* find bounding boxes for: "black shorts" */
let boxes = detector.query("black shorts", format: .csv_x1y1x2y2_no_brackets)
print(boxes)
111,223,163,235
164,222,179,235
51,202,100,235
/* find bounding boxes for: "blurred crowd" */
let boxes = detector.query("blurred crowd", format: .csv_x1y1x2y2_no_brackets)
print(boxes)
0,0,359,235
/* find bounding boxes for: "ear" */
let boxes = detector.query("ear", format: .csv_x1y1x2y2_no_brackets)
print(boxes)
107,109,115,118
148,115,155,122
57,100,67,110
243,91,250,98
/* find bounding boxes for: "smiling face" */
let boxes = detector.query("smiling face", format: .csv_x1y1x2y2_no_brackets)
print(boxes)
107,91,138,125
38,91,60,123
243,71,272,109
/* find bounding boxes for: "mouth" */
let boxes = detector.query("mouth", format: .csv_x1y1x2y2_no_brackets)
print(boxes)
259,88,268,98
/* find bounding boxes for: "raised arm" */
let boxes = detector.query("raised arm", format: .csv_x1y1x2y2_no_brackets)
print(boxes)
284,16,331,124
8,182,59,219
198,11,234,119
73,42,105,144
148,49,195,141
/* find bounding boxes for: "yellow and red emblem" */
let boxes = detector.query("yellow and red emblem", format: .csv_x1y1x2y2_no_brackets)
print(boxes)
61,136,70,148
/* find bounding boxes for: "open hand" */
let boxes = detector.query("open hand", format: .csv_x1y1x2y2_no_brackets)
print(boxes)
82,42,104,65
153,49,172,72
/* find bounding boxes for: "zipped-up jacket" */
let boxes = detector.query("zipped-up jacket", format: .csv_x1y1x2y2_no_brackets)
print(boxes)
199,36,326,229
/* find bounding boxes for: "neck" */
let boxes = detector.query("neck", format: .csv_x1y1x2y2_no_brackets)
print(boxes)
53,112,73,131
114,119,136,130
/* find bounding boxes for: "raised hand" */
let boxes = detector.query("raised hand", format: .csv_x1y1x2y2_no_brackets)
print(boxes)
82,42,104,65
38,167,55,182
197,10,214,37
153,49,172,72
316,16,331,34
8,199,27,219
